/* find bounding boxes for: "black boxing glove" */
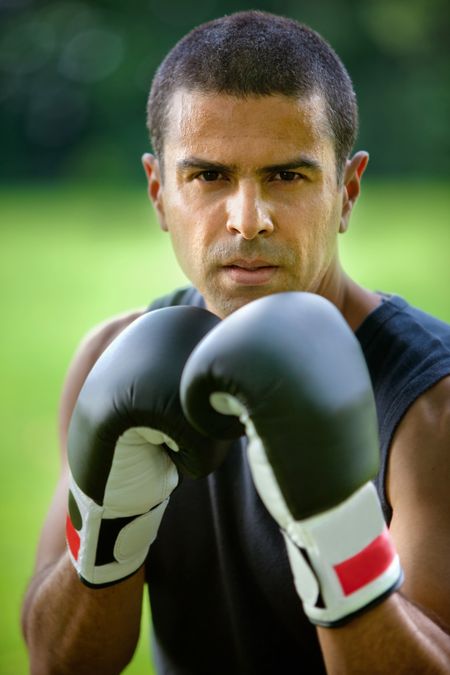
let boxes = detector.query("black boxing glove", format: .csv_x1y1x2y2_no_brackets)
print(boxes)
180,292,403,626
66,306,228,587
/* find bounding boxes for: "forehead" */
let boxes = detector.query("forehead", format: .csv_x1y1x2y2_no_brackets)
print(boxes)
163,89,335,167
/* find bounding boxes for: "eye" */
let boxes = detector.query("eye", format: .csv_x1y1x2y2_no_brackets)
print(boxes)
273,170,302,182
198,170,224,182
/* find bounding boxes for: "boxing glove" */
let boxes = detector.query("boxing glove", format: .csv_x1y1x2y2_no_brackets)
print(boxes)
66,306,228,587
180,292,403,626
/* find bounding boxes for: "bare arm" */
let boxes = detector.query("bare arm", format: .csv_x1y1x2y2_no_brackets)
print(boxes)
317,376,450,674
21,310,146,675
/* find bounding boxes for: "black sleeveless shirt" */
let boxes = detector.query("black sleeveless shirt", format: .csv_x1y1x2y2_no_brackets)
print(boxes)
145,288,450,675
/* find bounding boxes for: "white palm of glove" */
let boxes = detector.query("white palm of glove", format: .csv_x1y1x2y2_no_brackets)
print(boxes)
210,392,402,626
67,427,179,586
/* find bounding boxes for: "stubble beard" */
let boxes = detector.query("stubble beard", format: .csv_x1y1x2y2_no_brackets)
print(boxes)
200,239,300,318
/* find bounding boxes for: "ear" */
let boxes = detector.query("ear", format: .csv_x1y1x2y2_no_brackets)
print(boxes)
142,153,168,231
339,151,369,233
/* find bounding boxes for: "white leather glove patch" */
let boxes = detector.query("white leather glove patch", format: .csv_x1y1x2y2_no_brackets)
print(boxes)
66,426,178,586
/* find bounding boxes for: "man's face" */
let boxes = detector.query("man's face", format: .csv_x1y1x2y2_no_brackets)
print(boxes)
147,90,350,318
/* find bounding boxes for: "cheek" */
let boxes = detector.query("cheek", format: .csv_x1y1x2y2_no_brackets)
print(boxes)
167,225,198,269
307,188,341,242
285,193,341,279
166,191,221,249
162,204,210,284
286,194,335,246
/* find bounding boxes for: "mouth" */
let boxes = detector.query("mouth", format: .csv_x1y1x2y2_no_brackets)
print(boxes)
221,259,279,286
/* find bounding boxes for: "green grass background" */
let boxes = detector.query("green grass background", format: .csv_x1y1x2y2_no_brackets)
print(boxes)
1,181,449,674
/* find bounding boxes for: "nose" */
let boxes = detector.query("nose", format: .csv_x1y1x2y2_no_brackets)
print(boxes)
226,181,274,239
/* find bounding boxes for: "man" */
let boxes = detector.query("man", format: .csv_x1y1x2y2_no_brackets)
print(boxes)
22,11,450,674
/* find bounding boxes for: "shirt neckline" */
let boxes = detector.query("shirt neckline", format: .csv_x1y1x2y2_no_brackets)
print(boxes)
355,294,408,348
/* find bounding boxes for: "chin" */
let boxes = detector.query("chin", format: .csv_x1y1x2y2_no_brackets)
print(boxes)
206,286,284,319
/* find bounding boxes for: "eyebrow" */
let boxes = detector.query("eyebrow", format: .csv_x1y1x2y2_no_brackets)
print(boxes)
176,155,322,175
177,158,235,174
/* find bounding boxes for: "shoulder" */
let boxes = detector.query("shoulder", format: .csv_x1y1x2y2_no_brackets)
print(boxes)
358,294,450,480
58,308,146,458
82,308,147,349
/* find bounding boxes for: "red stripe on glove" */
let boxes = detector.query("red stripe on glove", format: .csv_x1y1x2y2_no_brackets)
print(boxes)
66,514,81,561
333,528,396,596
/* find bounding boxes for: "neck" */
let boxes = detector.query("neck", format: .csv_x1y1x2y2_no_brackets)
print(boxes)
316,261,381,332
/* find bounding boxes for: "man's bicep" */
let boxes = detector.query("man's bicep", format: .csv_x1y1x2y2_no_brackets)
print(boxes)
390,493,450,630
388,376,450,630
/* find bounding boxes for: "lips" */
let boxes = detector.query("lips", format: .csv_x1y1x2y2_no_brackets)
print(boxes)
221,259,278,285
223,258,276,270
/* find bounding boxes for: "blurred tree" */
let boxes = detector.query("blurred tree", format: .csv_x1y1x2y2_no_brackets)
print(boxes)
0,0,448,182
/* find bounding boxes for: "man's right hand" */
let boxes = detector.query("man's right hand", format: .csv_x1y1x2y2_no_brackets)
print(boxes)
181,293,403,626
66,305,228,587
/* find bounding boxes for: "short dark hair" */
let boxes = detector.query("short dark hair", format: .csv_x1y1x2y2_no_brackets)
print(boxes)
147,11,358,182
